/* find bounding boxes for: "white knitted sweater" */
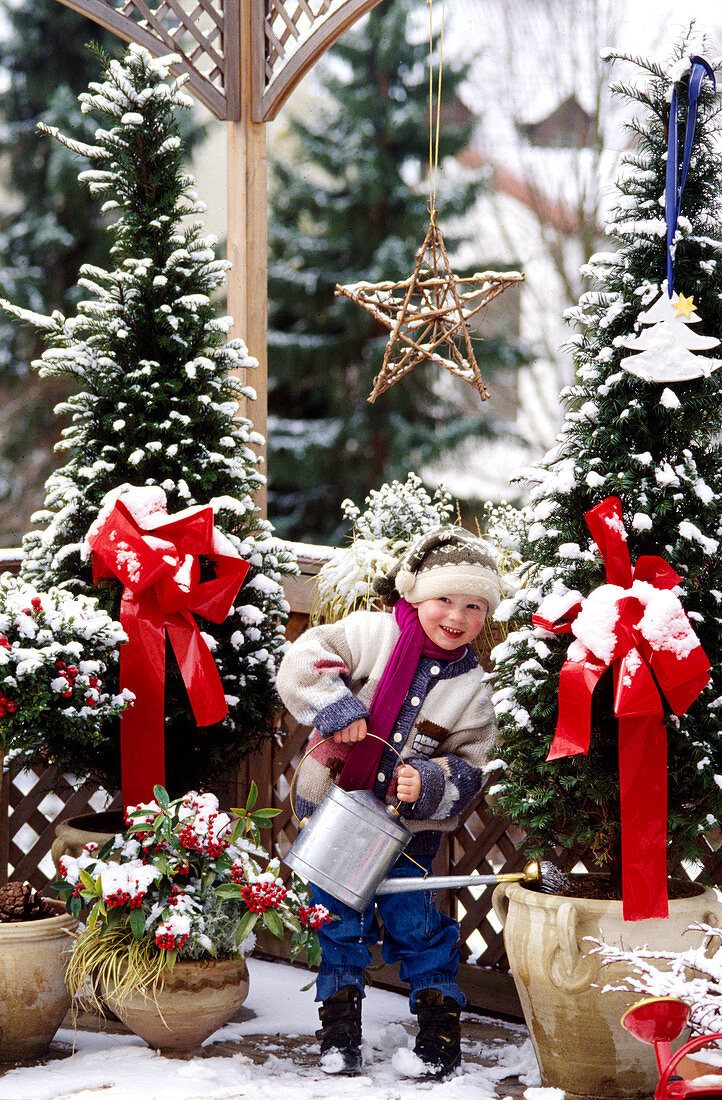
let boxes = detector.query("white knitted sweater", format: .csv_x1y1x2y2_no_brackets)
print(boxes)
276,609,497,841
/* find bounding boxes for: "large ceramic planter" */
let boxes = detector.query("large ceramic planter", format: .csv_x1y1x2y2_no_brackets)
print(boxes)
51,810,124,874
100,956,250,1052
493,878,721,1100
0,899,78,1061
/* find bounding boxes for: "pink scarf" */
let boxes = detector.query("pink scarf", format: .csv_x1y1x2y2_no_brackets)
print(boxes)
336,599,467,792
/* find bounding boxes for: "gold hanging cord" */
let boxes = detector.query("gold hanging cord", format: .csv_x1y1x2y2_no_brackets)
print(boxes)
428,0,446,215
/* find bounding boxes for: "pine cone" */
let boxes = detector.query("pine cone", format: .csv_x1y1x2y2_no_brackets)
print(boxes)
0,881,54,922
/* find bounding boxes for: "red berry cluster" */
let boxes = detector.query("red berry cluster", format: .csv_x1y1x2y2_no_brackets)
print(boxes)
231,861,244,884
106,888,144,909
55,659,80,699
179,812,228,858
240,881,287,913
0,636,10,649
203,837,227,858
0,690,18,718
156,930,189,951
168,886,183,907
178,823,201,852
298,904,333,929
31,597,42,612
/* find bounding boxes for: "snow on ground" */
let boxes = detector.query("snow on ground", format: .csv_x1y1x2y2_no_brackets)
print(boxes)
0,958,547,1100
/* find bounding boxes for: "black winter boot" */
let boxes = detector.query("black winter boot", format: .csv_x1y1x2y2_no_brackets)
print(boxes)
413,988,462,1079
316,985,363,1075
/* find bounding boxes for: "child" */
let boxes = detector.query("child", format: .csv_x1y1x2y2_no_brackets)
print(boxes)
276,525,499,1079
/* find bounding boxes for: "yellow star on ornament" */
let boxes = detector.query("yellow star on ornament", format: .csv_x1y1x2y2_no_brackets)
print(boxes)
335,212,524,403
674,293,696,319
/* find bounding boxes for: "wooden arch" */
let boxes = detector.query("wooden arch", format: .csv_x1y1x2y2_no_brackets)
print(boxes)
53,0,382,122
51,0,383,512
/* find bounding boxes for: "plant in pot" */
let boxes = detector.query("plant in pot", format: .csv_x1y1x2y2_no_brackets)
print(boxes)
489,38,722,1100
0,574,129,1060
0,44,295,832
53,783,329,1052
0,879,79,1062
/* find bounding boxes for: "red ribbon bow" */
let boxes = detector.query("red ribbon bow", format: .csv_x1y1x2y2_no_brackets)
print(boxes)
532,496,710,921
88,491,249,808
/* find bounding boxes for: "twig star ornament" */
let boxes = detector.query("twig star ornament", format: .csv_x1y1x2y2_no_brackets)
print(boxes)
334,0,523,404
336,212,524,403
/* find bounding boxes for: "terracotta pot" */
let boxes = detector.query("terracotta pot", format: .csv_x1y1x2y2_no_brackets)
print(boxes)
0,899,78,1061
493,877,721,1100
100,956,250,1052
51,810,125,874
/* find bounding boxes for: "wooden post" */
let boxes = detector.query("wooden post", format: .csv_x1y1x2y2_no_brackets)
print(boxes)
226,0,268,517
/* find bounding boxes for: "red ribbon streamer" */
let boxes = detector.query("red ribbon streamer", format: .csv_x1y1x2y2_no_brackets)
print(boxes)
88,494,249,808
532,496,710,921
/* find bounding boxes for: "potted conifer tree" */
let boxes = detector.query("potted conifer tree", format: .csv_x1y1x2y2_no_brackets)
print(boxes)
490,38,722,1100
1,47,295,832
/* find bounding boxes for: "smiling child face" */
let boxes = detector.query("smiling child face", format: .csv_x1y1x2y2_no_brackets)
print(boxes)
414,593,488,651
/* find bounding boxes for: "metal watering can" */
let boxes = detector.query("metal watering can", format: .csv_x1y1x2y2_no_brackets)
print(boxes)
284,733,548,913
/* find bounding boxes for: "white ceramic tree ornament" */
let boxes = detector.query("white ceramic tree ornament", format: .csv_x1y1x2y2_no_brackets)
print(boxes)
619,284,722,382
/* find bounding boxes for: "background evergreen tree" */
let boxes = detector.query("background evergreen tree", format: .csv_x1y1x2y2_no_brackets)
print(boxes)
0,1,203,547
2,46,294,796
492,38,722,887
0,0,118,546
267,0,527,543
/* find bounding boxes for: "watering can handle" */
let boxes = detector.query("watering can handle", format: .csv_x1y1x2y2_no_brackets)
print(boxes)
289,731,410,827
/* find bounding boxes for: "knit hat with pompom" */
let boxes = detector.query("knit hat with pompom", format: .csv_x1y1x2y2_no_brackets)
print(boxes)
374,525,500,612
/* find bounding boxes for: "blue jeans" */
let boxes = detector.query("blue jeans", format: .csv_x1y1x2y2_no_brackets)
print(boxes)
309,853,464,1010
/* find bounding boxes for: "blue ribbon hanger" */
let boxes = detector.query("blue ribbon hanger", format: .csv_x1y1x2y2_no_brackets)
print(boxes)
665,55,716,296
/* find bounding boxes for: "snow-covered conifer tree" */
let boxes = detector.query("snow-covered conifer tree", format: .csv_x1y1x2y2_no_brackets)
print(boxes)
2,46,295,795
492,37,722,888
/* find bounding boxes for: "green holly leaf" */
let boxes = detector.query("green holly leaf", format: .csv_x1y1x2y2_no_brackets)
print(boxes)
154,785,170,808
129,907,146,941
250,807,281,819
282,911,302,934
78,870,99,893
234,910,259,945
263,908,284,938
245,781,258,812
214,883,245,899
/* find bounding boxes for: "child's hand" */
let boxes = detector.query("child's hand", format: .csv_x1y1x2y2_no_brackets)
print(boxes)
333,718,368,744
396,764,422,803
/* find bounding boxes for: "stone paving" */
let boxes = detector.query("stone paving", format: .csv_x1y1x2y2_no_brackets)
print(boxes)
0,1003,531,1097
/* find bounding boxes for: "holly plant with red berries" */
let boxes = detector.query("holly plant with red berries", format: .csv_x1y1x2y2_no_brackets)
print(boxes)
54,783,331,1010
0,574,130,763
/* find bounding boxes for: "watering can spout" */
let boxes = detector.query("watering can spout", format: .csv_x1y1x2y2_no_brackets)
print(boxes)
374,861,548,896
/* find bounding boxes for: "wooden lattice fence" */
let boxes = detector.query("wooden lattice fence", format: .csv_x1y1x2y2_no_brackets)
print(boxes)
2,551,721,1016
